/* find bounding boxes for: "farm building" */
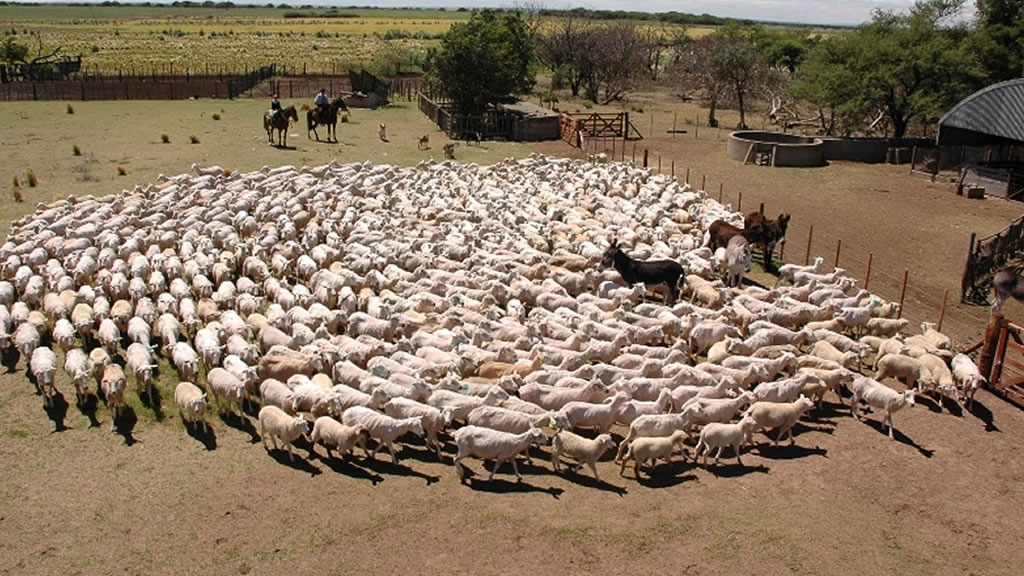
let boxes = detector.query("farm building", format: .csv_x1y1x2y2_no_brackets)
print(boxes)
418,93,560,142
938,78,1024,201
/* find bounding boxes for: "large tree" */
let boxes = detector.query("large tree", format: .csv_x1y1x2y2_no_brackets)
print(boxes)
424,10,535,114
969,0,1024,85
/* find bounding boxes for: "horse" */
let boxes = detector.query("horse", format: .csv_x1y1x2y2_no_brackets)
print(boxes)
992,268,1024,312
743,212,790,271
307,98,347,142
707,219,757,252
601,238,685,305
264,105,297,147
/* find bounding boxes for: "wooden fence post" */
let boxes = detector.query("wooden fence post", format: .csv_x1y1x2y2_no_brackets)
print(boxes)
978,312,1003,381
834,238,842,268
632,142,636,163
898,270,909,319
701,174,706,191
864,253,873,290
685,167,689,184
718,183,723,204
671,161,675,178
937,289,949,333
737,191,742,211
643,149,648,168
961,232,976,303
658,155,661,173
805,225,814,266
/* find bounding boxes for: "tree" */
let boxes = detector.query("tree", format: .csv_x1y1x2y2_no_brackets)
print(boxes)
424,10,535,115
587,22,648,104
1,36,28,68
707,24,773,129
670,35,727,127
969,0,1024,84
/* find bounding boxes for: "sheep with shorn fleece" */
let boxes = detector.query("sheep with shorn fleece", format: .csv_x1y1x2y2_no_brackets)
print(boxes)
743,395,816,446
551,429,617,481
385,397,454,460
174,381,209,433
327,384,391,414
341,405,425,464
100,363,127,431
683,390,756,433
29,346,58,407
849,376,916,439
916,353,958,409
557,392,629,433
751,372,822,404
63,348,92,404
170,341,200,383
452,425,549,482
260,378,296,415
875,354,924,390
206,367,247,416
615,404,704,462
615,387,674,425
694,414,760,466
951,353,985,409
517,379,607,411
258,405,311,462
310,416,370,461
427,386,509,421
619,429,689,478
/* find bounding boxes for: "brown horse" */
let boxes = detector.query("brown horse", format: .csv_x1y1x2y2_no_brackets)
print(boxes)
307,98,348,142
264,105,297,147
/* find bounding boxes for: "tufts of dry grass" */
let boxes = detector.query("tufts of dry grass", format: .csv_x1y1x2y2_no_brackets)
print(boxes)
211,113,221,121
189,135,200,144
66,103,74,114
26,169,37,187
161,133,170,143
12,185,23,202
117,166,127,176
72,144,82,156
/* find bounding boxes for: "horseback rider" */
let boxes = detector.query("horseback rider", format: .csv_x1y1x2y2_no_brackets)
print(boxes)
269,93,281,122
314,88,329,122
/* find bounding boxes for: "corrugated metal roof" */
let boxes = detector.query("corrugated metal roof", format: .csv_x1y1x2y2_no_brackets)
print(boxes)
938,78,1024,145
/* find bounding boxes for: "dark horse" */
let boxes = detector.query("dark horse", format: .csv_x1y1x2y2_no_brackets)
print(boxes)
264,105,298,147
601,238,685,305
992,268,1024,312
744,212,790,271
307,97,348,142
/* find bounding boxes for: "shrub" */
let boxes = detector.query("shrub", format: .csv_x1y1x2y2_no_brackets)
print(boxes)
26,168,37,187
12,176,19,188
12,186,23,203
340,112,349,123
117,166,127,176
161,133,170,143
66,103,74,114
72,144,81,156
212,113,221,121
189,135,199,144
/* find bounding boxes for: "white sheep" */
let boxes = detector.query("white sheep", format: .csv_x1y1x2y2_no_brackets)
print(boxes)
174,381,209,433
310,416,369,461
615,387,673,425
259,378,296,415
452,425,549,482
206,367,247,416
29,346,58,407
950,353,985,409
619,429,688,478
341,405,425,464
171,341,200,383
849,376,916,439
694,414,760,466
384,397,453,460
550,429,617,481
101,363,127,431
875,354,923,390
743,396,816,445
557,392,629,433
517,380,606,411
258,405,311,462
615,404,704,462
427,386,508,421
63,348,92,404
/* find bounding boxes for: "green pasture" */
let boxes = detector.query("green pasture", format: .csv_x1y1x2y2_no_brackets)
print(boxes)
0,98,536,233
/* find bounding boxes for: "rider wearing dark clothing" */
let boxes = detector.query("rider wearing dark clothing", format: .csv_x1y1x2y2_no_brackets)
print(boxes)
270,93,281,121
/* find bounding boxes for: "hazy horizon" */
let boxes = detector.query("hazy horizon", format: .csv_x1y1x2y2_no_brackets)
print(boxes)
20,0,981,27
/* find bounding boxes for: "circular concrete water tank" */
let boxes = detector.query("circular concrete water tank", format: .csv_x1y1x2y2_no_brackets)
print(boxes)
728,131,825,167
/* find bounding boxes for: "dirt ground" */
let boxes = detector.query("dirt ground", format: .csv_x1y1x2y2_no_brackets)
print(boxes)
3,95,1024,576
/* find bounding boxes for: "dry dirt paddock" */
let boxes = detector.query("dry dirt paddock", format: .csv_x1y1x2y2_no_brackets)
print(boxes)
2,99,1024,576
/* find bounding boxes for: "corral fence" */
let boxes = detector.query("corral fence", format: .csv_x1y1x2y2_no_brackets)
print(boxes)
911,144,1024,200
560,111,643,148
969,314,1024,407
0,64,277,101
417,92,527,142
961,213,1024,305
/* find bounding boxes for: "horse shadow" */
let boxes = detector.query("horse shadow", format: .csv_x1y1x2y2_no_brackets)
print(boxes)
967,399,998,432
185,420,217,451
316,453,386,485
43,392,70,433
220,412,260,444
861,419,934,458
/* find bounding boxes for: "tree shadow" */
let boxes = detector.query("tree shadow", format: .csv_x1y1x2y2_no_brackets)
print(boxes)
861,418,934,458
112,406,138,446
220,412,260,444
754,443,829,461
266,446,322,476
360,454,441,486
185,420,217,451
43,392,70,432
967,399,999,432
316,452,386,485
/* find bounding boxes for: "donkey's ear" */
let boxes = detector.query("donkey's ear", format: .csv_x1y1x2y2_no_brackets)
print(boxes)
609,237,618,248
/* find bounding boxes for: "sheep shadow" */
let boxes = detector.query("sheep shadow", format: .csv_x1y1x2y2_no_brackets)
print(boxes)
861,418,934,458
461,472,564,498
967,399,998,432
633,470,699,488
111,407,138,446
316,453,386,485
137,386,165,422
554,468,629,495
220,412,260,444
700,463,769,479
42,392,70,433
77,394,102,428
185,420,217,451
395,442,448,466
266,445,322,476
754,443,828,461
1,349,20,373
359,455,440,486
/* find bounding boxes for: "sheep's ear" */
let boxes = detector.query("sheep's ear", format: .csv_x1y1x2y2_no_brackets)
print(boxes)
548,417,556,429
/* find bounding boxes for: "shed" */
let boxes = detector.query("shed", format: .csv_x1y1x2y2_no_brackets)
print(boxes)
498,101,560,141
938,79,1024,200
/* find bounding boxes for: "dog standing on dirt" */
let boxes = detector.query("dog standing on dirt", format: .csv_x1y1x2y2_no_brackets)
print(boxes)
418,134,430,150
443,143,457,160
378,123,387,142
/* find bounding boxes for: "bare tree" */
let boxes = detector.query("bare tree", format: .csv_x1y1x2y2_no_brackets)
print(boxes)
670,35,728,127
588,22,648,104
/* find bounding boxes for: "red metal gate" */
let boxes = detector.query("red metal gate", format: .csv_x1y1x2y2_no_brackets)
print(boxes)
977,314,1024,405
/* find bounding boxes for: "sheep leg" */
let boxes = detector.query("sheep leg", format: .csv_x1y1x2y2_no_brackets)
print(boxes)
615,433,633,462
201,417,208,435
714,446,724,465
887,411,895,440
285,442,294,462
588,461,600,481
387,441,399,464
734,443,744,466
487,458,500,482
619,453,630,476
511,457,523,481
454,455,465,480
551,450,560,473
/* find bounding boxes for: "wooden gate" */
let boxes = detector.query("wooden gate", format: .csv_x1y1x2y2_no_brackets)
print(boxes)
976,313,1024,405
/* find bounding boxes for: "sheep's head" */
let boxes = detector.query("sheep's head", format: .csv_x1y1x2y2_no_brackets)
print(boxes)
528,427,549,446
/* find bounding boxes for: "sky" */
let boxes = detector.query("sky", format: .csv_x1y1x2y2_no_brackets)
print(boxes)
29,1,980,27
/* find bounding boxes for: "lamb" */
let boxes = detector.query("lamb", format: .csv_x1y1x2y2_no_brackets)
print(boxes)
310,416,369,461
14,322,40,360
683,391,756,433
258,405,311,462
171,342,200,383
557,392,629,433
63,348,92,404
849,376,916,439
796,366,855,405
342,405,425,464
550,429,617,481
100,363,127,431
743,395,816,445
466,404,567,444
328,384,391,414
385,397,454,459
174,381,209,433
29,346,58,407
452,425,549,482
808,340,859,370
920,321,953,350
206,367,247,416
52,318,77,352
619,430,688,478
916,353,957,408
875,354,923,390
775,257,824,286
950,353,985,409
693,415,760,466
615,404,704,462
873,337,909,370
97,318,120,356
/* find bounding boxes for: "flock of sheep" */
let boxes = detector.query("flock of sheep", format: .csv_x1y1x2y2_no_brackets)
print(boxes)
0,153,987,483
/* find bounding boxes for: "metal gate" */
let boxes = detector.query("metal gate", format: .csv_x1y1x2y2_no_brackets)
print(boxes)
976,314,1024,405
